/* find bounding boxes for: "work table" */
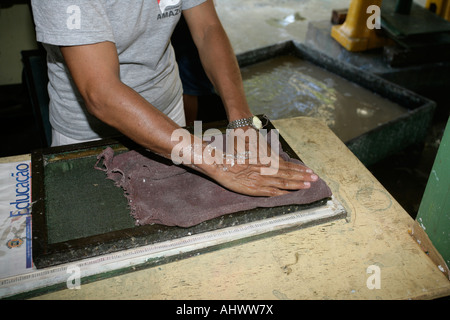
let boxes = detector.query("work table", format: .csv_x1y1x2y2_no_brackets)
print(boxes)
3,116,449,299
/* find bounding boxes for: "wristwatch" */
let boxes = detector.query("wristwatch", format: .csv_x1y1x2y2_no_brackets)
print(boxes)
227,115,263,130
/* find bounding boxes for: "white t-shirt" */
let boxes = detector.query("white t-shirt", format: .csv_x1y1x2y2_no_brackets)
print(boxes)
31,0,206,140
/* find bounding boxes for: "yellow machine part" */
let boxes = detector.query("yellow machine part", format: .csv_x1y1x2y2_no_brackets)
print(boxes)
426,0,450,21
331,0,390,52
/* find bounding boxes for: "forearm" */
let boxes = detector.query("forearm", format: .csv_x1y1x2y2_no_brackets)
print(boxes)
198,26,251,121
84,78,219,179
184,3,252,121
82,78,180,158
87,83,317,197
58,29,316,198
60,43,187,160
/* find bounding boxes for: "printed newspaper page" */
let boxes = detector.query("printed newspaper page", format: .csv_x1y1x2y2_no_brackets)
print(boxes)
0,160,33,279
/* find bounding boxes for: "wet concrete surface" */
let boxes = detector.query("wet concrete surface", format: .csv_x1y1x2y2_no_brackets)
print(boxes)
216,0,427,54
241,55,408,142
216,0,446,219
215,0,352,54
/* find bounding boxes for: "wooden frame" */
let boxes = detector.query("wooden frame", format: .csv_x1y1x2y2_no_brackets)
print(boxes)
31,118,338,269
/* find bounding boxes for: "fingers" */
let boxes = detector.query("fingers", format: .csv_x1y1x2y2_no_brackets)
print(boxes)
233,163,319,196
277,159,315,175
252,170,316,191
233,175,312,197
256,157,318,183
244,186,291,197
209,153,321,197
273,165,319,183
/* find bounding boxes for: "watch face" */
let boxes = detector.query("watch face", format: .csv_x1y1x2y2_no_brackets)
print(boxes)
252,116,263,129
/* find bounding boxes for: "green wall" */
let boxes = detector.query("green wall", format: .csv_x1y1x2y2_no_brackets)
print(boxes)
416,116,450,268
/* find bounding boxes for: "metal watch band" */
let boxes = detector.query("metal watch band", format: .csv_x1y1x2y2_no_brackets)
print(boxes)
227,117,254,129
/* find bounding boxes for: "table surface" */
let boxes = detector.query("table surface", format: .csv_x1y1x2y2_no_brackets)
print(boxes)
13,117,449,300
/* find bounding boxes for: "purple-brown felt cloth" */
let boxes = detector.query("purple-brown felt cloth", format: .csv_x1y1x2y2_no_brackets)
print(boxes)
95,143,332,228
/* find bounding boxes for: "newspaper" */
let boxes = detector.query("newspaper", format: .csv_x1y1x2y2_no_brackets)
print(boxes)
0,160,34,290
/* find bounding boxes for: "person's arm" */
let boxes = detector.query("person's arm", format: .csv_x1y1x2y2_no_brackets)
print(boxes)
182,0,252,122
60,40,317,197
180,1,319,195
60,41,181,159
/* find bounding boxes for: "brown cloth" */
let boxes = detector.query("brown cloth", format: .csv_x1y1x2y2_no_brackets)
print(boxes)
95,143,332,228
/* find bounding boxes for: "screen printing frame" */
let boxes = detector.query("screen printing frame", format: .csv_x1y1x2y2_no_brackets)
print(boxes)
31,117,344,269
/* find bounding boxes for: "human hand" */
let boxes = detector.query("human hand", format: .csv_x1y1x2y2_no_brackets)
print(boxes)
199,127,319,197
208,157,319,197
